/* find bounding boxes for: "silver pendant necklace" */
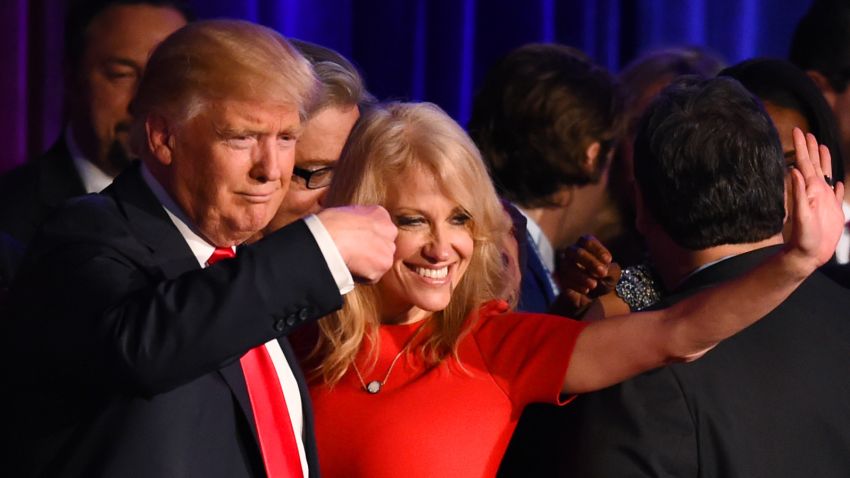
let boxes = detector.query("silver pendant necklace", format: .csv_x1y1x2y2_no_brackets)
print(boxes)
351,321,427,394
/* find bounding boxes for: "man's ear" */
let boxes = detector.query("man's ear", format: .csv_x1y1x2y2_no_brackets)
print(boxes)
806,70,838,107
583,141,601,174
145,114,176,166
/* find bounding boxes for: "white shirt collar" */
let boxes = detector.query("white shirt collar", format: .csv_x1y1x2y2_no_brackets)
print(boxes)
65,126,117,193
140,164,228,267
516,206,557,272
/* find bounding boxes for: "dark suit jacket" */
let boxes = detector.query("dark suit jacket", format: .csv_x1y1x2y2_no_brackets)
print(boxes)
3,164,343,477
564,245,850,478
516,234,558,313
0,139,86,246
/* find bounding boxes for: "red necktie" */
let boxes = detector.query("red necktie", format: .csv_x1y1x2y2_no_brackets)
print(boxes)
207,247,304,478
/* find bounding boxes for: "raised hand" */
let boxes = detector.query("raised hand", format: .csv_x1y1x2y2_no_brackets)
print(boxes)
318,205,398,283
786,128,845,269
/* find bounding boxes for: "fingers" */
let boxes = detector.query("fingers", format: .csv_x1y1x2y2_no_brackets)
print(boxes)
820,144,833,180
835,181,845,203
318,205,398,284
792,128,816,181
790,168,809,225
562,235,611,277
806,132,824,178
577,235,613,267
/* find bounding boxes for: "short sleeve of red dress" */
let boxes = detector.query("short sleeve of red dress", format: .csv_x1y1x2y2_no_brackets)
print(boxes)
471,300,588,407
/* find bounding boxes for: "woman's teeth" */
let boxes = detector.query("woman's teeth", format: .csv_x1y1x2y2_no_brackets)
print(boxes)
415,266,448,279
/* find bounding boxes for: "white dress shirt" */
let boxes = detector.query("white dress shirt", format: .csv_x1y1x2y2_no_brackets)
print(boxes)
141,164,354,477
516,205,561,296
836,201,850,264
65,126,116,193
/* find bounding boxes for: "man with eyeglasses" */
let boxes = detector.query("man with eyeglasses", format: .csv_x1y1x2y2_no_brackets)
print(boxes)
257,40,375,237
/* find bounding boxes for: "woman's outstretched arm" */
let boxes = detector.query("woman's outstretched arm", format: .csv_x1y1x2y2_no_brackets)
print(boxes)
563,129,845,394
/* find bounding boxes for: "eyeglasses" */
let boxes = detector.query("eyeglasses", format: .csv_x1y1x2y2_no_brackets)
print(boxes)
292,166,334,189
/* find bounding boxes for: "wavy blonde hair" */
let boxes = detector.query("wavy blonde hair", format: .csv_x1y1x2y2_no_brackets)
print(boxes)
311,102,511,385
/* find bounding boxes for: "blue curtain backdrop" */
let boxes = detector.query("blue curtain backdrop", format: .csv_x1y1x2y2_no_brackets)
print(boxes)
1,0,814,173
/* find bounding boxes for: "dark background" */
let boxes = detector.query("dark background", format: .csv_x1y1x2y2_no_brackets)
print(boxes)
0,0,813,173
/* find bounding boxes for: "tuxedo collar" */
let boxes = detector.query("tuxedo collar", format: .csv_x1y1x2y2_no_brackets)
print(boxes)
667,245,783,300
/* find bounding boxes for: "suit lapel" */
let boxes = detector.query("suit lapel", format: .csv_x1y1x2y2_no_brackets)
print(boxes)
104,164,260,444
37,139,86,208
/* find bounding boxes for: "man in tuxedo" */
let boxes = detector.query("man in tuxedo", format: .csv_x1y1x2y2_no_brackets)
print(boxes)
565,76,850,477
0,0,189,246
3,20,397,478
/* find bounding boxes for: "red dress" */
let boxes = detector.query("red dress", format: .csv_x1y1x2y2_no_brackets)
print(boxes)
309,300,587,478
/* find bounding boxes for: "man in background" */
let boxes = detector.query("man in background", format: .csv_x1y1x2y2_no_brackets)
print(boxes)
0,0,189,245
259,39,375,235
469,43,621,314
565,76,850,477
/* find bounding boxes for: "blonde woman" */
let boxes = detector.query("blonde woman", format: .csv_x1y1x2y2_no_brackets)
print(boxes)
300,100,842,478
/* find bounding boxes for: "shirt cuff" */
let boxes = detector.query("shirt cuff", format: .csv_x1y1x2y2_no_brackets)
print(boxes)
303,214,355,295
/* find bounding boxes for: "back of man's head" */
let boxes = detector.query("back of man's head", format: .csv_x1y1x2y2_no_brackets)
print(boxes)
633,76,785,250
790,0,850,92
129,19,319,157
468,44,622,209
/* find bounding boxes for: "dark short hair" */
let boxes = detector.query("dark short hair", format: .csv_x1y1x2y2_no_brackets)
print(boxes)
633,76,785,250
468,44,622,208
789,0,850,92
64,0,193,71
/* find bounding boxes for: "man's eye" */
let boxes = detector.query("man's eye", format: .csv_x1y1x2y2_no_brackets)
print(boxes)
227,136,254,148
104,69,137,81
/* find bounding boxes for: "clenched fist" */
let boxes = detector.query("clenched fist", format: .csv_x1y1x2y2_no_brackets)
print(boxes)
318,205,398,283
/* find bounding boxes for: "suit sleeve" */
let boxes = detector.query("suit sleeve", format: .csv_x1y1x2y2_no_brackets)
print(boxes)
567,367,698,478
6,214,343,397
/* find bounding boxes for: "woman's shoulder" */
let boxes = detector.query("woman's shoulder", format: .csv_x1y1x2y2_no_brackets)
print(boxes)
470,299,585,337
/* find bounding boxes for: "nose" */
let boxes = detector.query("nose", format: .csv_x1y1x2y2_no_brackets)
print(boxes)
250,139,283,183
422,226,451,263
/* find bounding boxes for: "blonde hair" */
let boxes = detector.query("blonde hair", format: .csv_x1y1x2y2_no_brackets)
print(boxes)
130,19,319,156
311,102,511,385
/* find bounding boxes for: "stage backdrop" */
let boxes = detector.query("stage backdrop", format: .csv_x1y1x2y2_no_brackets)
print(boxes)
1,0,813,173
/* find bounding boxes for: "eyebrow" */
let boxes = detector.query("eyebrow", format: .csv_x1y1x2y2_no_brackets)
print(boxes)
103,57,142,71
295,159,336,169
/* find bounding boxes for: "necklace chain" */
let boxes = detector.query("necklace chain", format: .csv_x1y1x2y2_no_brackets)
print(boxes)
351,321,427,394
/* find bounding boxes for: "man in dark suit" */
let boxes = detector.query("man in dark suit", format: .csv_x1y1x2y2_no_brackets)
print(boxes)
565,76,850,477
0,0,189,246
3,20,397,477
